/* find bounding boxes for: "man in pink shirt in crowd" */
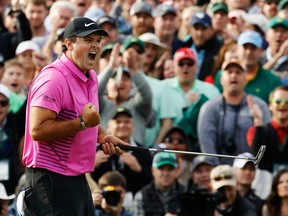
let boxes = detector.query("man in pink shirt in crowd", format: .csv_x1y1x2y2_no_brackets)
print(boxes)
22,17,128,216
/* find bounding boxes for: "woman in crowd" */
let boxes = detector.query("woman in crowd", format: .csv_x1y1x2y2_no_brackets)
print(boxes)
263,169,288,216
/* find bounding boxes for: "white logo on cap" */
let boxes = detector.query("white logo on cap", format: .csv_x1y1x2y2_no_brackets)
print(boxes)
196,12,205,19
85,22,95,27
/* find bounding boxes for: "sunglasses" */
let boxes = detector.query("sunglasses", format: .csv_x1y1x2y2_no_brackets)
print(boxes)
0,100,9,107
213,174,233,182
165,137,186,144
178,60,194,67
271,98,288,105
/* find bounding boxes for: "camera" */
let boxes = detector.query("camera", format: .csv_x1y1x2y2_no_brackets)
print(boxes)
179,183,226,216
102,186,121,206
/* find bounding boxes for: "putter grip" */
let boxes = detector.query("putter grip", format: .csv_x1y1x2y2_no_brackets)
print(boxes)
98,144,149,152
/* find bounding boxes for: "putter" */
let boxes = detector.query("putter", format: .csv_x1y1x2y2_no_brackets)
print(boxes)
99,145,266,166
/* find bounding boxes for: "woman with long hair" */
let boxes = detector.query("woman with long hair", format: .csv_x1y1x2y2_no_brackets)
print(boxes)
263,169,288,216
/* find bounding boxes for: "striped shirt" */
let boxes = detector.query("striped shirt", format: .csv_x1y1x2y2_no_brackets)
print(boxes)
22,54,99,176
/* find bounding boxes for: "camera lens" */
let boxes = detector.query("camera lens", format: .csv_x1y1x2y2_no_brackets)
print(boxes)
102,190,121,206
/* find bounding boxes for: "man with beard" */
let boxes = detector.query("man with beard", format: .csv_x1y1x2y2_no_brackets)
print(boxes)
198,58,270,165
214,30,281,103
22,17,128,216
130,1,154,37
247,85,288,173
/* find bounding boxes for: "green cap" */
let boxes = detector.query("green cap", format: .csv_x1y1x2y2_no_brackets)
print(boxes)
101,43,114,58
121,35,145,54
269,17,288,29
211,2,228,14
152,152,178,168
278,0,288,10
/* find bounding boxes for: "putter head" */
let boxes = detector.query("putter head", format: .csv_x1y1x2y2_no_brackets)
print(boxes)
254,145,266,166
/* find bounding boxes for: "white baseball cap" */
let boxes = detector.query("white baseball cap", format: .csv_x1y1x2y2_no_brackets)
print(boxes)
0,183,15,200
16,40,41,55
233,152,256,169
0,84,10,99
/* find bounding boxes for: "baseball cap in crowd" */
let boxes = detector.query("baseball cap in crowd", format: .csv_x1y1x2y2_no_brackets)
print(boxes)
163,126,187,140
222,58,245,71
210,2,228,14
15,40,41,55
121,35,145,54
96,15,118,28
242,13,269,34
269,17,288,29
84,8,106,21
153,3,177,17
191,12,212,27
228,9,246,20
210,165,237,191
191,156,216,173
233,152,256,169
278,0,288,10
237,31,262,48
101,43,114,58
112,107,133,119
139,32,169,51
174,48,197,63
0,183,15,200
130,1,152,16
152,152,178,168
63,17,108,39
0,84,10,100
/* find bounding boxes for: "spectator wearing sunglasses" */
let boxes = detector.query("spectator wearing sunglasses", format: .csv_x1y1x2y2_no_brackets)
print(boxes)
157,126,192,186
211,165,257,216
162,47,220,126
0,84,26,197
247,85,288,173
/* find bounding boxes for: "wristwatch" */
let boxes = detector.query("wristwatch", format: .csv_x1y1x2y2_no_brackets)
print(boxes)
79,115,86,130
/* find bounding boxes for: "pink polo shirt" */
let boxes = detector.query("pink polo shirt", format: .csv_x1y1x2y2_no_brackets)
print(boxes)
22,54,99,176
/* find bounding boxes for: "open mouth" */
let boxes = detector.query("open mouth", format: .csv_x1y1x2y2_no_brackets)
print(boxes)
11,83,19,89
77,2,86,7
88,52,97,61
230,80,238,84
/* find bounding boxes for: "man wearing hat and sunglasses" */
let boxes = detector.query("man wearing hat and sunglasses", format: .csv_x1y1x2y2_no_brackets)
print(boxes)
210,165,257,216
22,17,128,216
247,85,288,173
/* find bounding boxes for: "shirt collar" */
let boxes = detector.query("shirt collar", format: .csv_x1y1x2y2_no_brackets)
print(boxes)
59,54,94,82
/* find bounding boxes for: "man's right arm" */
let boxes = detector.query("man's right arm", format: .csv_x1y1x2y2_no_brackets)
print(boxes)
29,102,100,142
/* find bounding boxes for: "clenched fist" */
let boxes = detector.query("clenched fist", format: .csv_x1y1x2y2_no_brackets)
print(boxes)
81,103,101,128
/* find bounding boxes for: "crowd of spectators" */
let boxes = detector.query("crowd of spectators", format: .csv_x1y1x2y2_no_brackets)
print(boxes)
0,0,288,215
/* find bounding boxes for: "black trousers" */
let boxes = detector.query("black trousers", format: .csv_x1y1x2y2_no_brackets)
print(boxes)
24,168,94,216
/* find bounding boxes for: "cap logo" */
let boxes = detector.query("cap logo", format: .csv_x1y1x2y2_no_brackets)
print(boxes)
196,12,205,19
85,22,95,27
